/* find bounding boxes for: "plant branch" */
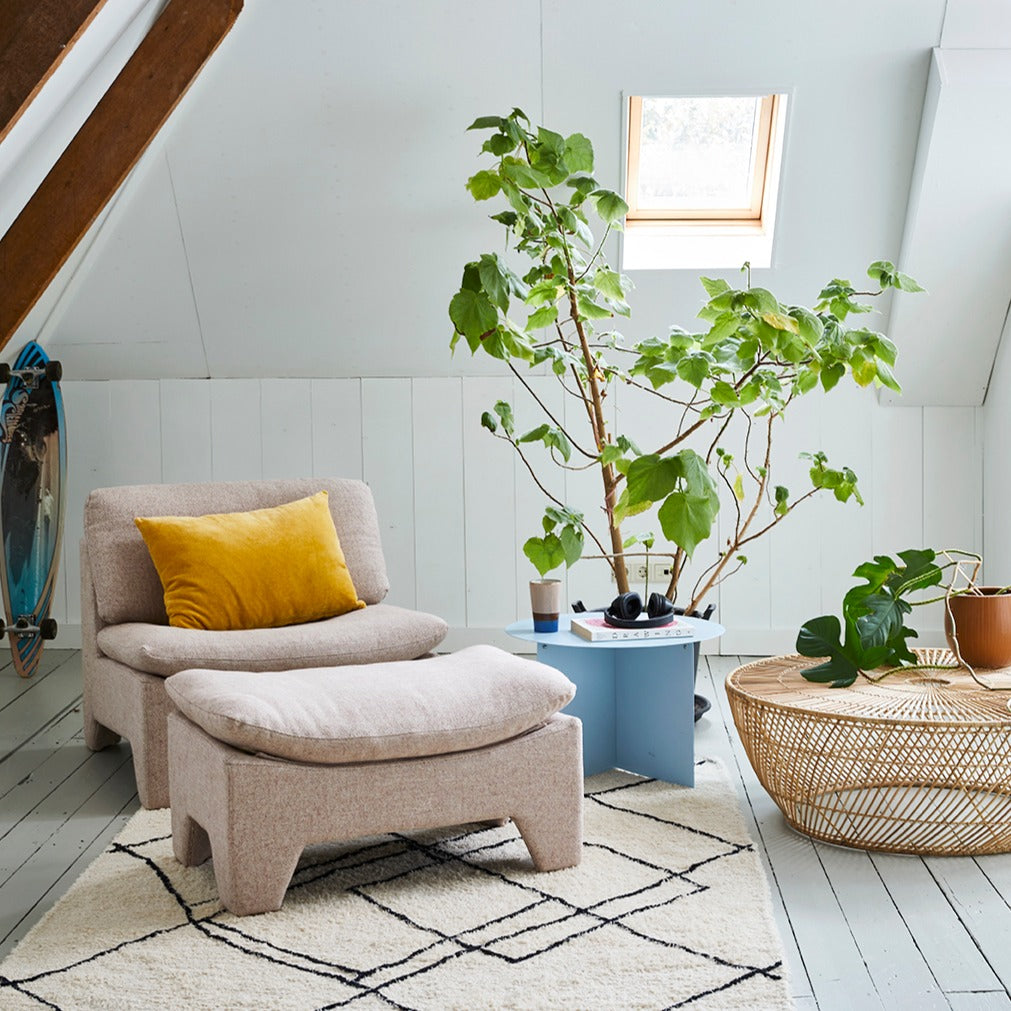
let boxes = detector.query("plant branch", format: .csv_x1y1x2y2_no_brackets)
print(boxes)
508,361,597,460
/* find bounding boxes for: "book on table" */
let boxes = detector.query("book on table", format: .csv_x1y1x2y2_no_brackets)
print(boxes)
569,615,693,642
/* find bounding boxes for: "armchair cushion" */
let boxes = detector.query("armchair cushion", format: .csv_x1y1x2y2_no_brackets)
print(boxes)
134,491,364,630
96,604,448,677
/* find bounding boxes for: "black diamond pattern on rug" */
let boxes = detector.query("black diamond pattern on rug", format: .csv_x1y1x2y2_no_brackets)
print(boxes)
0,762,790,1011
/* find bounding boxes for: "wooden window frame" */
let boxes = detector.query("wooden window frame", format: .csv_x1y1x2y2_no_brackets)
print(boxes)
626,94,781,226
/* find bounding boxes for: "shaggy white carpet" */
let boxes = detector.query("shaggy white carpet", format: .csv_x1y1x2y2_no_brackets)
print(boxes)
0,760,791,1010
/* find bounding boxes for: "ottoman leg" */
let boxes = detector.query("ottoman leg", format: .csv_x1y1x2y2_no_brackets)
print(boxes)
513,715,584,871
210,828,303,917
172,808,211,867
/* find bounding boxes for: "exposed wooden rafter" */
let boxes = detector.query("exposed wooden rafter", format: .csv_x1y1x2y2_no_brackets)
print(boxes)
0,0,109,144
0,0,243,351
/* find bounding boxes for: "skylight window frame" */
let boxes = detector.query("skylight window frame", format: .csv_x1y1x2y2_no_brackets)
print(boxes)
625,93,783,228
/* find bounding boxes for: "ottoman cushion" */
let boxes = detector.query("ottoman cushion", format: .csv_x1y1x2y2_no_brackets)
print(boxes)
164,644,575,764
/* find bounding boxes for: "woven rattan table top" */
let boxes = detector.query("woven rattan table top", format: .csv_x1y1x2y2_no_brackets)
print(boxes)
726,648,1011,725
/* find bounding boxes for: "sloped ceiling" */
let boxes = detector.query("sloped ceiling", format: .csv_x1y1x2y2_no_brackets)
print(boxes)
9,0,1007,399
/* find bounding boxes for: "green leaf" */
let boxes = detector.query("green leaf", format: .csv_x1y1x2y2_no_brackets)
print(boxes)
895,271,925,293
732,474,745,501
894,549,942,594
589,189,629,224
564,133,594,173
518,423,549,444
774,485,789,518
500,156,549,190
657,491,717,558
576,295,613,320
480,411,497,433
467,115,505,131
525,304,559,331
482,132,516,157
524,534,565,577
466,170,501,201
593,268,626,301
492,399,514,436
820,363,845,392
559,524,584,567
761,311,800,334
676,353,712,389
710,380,740,407
796,615,861,687
875,360,901,393
449,289,498,342
700,276,731,298
623,454,682,507
478,253,512,312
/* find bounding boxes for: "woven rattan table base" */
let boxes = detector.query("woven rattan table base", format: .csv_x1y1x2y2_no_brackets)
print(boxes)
726,649,1011,855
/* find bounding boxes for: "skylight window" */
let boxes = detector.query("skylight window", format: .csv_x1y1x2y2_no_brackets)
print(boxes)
622,93,788,269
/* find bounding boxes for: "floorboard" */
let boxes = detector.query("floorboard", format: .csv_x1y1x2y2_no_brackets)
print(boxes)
2,649,1011,1011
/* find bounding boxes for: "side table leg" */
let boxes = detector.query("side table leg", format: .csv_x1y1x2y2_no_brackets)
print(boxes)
538,643,617,776
614,644,696,786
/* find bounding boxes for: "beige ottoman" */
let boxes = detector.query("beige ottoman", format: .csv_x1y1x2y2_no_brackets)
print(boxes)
165,645,584,916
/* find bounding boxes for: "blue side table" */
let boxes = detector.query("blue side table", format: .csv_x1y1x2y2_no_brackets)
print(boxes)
506,614,724,787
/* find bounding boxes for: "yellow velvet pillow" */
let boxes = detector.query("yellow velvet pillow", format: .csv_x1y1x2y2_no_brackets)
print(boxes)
134,491,365,631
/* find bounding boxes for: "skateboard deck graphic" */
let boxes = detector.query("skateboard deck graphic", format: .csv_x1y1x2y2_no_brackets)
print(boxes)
0,341,65,677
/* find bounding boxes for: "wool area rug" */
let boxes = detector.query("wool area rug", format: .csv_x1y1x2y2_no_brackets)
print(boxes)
0,759,790,1010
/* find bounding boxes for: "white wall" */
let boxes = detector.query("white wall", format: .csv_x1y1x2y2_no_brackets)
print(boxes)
10,0,990,652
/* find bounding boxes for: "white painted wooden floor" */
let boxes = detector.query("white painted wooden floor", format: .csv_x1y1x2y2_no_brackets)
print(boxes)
3,650,1011,1010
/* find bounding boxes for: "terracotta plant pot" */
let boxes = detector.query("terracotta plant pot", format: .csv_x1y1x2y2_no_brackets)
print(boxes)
529,579,562,632
944,587,1011,669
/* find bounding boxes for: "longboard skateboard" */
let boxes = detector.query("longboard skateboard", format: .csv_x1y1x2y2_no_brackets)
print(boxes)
0,341,65,677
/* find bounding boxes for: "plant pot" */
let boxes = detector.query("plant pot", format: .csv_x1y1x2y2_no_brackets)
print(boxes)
944,587,1011,668
530,579,562,632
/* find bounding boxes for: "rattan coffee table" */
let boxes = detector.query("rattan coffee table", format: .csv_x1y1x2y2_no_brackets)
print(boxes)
726,649,1011,855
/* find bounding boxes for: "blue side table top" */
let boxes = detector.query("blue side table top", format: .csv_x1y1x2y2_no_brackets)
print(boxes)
506,613,725,650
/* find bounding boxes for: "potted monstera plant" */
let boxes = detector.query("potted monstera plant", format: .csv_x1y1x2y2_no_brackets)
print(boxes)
449,108,923,629
797,548,1011,684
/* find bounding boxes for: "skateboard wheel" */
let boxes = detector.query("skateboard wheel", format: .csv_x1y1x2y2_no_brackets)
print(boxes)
0,363,10,383
40,618,58,640
45,361,62,382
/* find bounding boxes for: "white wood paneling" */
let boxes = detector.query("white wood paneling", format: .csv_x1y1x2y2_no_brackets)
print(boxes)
412,378,466,626
462,377,516,627
61,383,111,626
362,379,415,610
260,379,313,480
159,379,212,483
209,379,261,481
106,381,161,488
310,379,363,480
513,375,568,617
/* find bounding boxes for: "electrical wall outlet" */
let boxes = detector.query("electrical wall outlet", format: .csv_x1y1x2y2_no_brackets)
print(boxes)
650,562,674,582
609,565,630,583
609,564,649,583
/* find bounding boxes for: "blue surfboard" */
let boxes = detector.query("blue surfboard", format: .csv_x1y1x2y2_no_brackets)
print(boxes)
0,341,66,677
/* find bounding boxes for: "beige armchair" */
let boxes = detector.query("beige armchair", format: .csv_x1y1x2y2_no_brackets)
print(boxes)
81,478,448,808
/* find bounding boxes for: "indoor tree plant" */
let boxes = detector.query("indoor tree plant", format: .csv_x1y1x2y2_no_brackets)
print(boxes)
449,107,923,612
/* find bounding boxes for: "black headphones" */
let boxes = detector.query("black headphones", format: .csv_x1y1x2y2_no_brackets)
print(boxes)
603,591,676,628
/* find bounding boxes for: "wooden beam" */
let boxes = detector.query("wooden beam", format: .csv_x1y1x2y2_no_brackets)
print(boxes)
0,0,110,144
0,0,243,351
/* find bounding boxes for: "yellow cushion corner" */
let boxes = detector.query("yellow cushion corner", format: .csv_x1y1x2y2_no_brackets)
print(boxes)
134,491,365,631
